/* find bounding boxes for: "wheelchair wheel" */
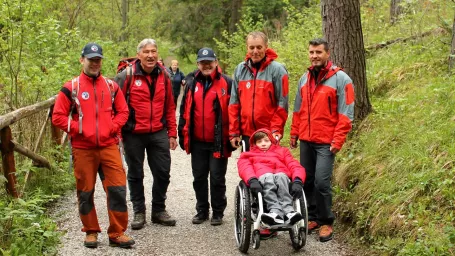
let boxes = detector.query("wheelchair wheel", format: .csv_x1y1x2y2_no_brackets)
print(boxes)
289,190,308,251
234,181,252,253
252,230,260,249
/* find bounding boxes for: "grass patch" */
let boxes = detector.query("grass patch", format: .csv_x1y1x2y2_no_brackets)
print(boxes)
334,29,455,255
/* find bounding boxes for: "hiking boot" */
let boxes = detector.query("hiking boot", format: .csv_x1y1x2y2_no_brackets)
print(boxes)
259,228,278,240
192,211,209,224
109,234,135,248
131,212,146,230
210,214,223,226
285,211,303,225
319,225,334,242
83,232,98,248
152,210,176,226
261,212,284,225
308,221,320,233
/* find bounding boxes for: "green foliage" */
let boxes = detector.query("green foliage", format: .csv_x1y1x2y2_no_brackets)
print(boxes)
215,10,266,74
333,1,455,254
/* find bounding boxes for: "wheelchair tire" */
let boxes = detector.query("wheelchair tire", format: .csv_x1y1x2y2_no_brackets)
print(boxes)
289,189,308,251
234,181,252,253
252,230,260,249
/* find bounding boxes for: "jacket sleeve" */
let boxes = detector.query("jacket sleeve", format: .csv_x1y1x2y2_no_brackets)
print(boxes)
52,82,79,136
290,75,306,138
111,82,129,133
332,74,355,150
178,77,192,148
270,64,289,135
164,74,178,138
237,153,257,184
283,148,306,182
228,65,241,139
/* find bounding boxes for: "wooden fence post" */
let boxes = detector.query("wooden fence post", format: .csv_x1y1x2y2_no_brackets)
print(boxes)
0,126,19,198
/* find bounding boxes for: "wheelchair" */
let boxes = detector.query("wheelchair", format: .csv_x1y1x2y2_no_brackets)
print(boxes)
233,180,308,253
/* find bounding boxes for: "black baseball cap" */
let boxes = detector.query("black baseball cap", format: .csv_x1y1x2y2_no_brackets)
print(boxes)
81,43,103,59
196,47,216,62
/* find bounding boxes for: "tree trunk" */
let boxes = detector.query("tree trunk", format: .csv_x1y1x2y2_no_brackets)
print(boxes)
229,0,243,34
321,0,372,121
449,13,455,72
390,0,403,25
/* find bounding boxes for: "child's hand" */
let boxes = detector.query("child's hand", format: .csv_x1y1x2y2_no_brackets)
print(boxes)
291,181,303,199
248,178,263,194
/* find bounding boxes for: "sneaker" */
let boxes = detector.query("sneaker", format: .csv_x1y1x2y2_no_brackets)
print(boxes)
285,211,303,225
109,234,135,248
192,211,209,224
261,212,284,225
131,212,146,230
259,228,278,240
308,221,320,233
83,232,98,248
210,215,223,226
319,225,333,242
152,210,176,226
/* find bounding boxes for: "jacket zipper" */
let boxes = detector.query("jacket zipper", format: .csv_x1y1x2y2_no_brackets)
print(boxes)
252,70,258,131
328,96,332,115
94,79,99,147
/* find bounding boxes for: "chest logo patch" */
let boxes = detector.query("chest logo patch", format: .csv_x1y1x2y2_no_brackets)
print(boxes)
195,86,199,93
221,88,226,96
135,80,142,87
81,92,89,100
246,82,251,89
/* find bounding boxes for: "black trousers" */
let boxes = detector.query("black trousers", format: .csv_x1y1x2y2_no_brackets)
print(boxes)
299,141,335,225
123,129,171,213
191,140,228,216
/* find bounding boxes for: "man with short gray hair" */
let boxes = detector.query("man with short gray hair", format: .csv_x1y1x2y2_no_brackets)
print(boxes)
114,38,178,230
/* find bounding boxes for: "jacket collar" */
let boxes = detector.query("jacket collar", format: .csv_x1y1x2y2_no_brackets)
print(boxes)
244,48,278,72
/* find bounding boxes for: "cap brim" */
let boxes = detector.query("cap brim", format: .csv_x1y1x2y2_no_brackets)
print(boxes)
84,53,104,59
197,57,216,62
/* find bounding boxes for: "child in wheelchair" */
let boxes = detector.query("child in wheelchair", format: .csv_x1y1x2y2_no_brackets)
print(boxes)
237,128,306,226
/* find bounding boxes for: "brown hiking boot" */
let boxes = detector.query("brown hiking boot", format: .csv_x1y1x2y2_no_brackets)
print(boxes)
84,232,98,248
131,212,146,230
152,210,176,226
308,221,320,234
109,234,135,248
319,225,333,242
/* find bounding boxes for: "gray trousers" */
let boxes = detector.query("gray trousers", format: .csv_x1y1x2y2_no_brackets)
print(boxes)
300,141,335,225
259,173,294,217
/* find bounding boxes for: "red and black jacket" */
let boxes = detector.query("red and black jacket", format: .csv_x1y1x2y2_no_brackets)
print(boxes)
114,61,177,137
52,71,129,149
178,66,234,158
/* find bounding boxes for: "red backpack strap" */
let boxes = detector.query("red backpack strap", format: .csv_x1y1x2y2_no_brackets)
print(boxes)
124,66,133,104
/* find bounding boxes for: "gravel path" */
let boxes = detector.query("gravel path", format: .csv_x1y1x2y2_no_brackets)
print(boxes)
52,93,354,256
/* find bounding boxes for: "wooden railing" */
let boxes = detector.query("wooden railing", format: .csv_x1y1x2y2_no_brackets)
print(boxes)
0,96,62,198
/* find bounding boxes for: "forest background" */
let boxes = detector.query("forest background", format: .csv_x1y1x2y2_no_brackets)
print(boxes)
1,0,455,255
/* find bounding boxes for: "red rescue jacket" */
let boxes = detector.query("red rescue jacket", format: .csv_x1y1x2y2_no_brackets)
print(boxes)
178,67,234,158
229,49,289,138
115,61,177,137
290,61,355,150
52,71,129,149
237,129,306,183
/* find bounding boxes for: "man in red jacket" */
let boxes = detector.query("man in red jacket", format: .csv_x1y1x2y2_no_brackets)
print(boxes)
229,31,289,151
290,38,355,242
178,48,234,226
114,38,178,230
52,43,134,248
